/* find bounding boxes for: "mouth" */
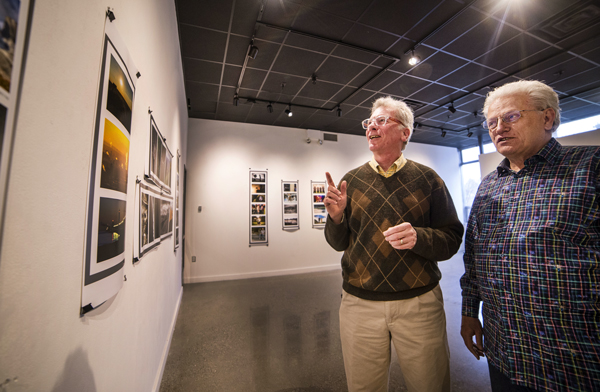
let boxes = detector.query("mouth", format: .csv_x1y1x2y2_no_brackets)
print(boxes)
497,137,511,142
369,135,380,140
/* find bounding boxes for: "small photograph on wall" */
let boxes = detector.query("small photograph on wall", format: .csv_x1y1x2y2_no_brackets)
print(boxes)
100,118,129,193
312,180,327,228
147,115,172,193
106,54,133,132
139,183,173,257
97,197,126,262
282,180,299,230
249,169,268,246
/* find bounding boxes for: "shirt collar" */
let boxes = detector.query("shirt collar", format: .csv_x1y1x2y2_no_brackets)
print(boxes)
369,155,407,177
497,138,561,176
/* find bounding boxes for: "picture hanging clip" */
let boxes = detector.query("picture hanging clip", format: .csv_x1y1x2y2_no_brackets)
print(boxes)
106,8,116,22
136,176,141,184
136,72,141,79
148,107,153,114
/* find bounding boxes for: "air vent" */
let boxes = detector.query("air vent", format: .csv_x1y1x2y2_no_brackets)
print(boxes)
538,4,600,39
323,133,338,142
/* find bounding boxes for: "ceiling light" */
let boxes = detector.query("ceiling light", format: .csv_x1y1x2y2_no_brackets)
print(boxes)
312,74,317,84
337,106,342,117
267,103,273,113
408,50,421,66
285,105,293,117
233,95,239,106
441,130,446,138
248,44,259,59
448,102,456,114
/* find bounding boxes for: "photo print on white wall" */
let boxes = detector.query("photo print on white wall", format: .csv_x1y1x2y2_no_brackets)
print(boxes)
81,16,138,315
312,180,327,229
282,180,299,230
250,169,268,246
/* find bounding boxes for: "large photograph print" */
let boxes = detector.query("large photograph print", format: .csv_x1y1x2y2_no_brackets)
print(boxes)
249,169,268,246
0,0,34,240
81,18,138,314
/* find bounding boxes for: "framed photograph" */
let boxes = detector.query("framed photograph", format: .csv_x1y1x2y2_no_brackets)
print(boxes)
174,150,180,251
81,18,138,315
282,180,299,230
249,169,268,246
139,183,173,257
147,115,172,193
0,0,34,239
312,180,327,228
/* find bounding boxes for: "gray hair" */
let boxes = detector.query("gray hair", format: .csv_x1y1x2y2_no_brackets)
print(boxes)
483,80,561,132
371,96,414,149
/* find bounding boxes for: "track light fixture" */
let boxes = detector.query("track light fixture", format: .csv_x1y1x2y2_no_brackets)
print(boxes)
267,103,273,113
448,102,456,114
337,106,342,117
285,105,293,117
408,50,421,66
233,95,239,106
441,130,446,138
312,74,318,84
248,40,259,59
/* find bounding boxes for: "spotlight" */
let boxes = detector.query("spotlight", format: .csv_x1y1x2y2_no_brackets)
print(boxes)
441,130,446,138
337,106,342,117
448,102,456,114
248,40,259,59
285,105,293,117
312,74,318,84
187,98,191,111
408,50,421,66
233,95,239,106
267,103,273,113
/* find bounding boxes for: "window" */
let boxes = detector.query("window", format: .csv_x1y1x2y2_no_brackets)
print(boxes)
555,114,600,138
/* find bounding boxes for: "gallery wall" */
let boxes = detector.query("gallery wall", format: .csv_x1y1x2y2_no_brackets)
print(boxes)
184,118,464,284
0,0,187,391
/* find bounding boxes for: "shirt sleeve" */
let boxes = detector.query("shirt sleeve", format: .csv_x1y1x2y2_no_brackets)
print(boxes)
460,186,484,318
410,178,464,262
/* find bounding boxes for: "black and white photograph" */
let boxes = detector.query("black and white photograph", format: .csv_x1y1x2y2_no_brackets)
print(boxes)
284,204,297,214
252,172,265,182
148,115,173,192
139,183,174,257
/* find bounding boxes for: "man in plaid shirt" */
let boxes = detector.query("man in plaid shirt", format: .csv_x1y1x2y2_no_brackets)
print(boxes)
460,80,600,392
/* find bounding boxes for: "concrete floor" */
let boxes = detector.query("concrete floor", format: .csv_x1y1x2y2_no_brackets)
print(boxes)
159,252,491,392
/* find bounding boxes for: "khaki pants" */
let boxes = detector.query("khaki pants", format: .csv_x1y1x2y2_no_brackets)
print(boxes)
339,285,451,392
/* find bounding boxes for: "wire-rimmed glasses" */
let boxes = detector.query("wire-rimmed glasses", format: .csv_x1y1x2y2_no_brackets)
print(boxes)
483,109,544,130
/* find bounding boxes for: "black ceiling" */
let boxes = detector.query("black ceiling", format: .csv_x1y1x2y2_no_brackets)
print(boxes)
175,0,600,150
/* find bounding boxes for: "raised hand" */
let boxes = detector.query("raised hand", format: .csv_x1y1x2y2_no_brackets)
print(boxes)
324,172,347,224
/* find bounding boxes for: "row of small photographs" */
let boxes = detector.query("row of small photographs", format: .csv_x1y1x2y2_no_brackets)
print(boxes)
313,184,325,194
251,227,266,241
252,216,265,226
251,204,265,215
252,184,265,194
251,173,266,183
283,183,297,192
284,192,297,202
284,218,298,226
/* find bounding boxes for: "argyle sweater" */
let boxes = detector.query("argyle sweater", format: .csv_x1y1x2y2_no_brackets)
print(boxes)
325,161,464,301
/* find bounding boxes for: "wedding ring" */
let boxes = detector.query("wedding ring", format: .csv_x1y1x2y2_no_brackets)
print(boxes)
400,239,404,245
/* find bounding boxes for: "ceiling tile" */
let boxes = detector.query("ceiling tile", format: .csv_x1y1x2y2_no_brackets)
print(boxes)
271,46,327,77
183,58,222,84
176,0,233,31
407,52,468,82
180,25,227,62
443,17,520,60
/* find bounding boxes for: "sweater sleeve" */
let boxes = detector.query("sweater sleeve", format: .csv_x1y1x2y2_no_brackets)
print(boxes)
324,213,351,251
410,179,464,262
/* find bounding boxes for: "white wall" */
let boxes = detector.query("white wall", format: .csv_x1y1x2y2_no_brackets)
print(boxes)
479,129,600,177
0,1,187,391
184,119,463,283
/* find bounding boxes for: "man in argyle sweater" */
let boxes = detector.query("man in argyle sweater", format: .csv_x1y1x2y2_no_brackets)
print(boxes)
325,96,463,392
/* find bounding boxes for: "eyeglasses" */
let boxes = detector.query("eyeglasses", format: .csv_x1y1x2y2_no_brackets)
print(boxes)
361,115,403,129
483,109,544,130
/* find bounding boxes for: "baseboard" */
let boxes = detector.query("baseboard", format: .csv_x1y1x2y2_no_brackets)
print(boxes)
184,263,341,284
152,286,183,392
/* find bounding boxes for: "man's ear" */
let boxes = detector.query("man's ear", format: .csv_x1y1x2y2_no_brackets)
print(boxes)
543,108,556,131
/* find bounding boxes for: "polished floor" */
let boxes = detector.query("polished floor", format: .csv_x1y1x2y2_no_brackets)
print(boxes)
159,252,491,391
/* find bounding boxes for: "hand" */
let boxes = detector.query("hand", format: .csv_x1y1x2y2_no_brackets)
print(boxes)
324,172,347,224
461,315,484,360
383,222,417,250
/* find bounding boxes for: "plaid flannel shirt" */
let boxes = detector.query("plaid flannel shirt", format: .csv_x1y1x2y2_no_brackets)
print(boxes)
461,138,600,391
